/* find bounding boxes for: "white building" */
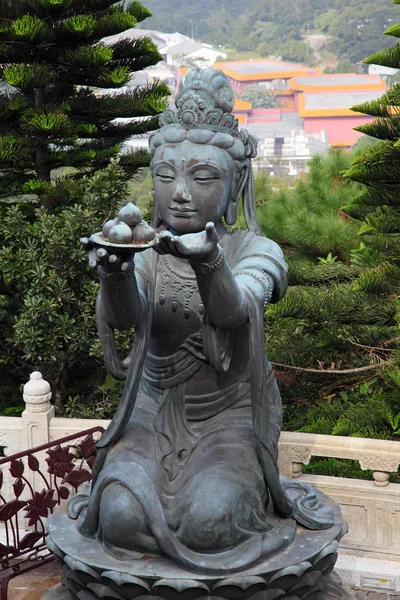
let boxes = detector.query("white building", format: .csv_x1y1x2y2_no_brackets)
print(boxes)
103,27,226,75
163,40,226,67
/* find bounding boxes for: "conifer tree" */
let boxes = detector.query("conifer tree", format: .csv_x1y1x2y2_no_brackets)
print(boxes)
0,0,169,413
0,0,169,210
253,151,399,431
342,0,400,415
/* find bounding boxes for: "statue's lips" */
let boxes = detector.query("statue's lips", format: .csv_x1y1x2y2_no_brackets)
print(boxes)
170,207,197,217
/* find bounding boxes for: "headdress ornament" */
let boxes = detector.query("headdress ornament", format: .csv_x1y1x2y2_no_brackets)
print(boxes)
159,67,239,135
154,67,262,236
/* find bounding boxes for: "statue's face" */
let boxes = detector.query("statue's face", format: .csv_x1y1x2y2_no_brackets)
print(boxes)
153,139,234,234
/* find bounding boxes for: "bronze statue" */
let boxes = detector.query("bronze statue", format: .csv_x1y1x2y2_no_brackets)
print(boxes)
68,67,334,573
46,68,353,600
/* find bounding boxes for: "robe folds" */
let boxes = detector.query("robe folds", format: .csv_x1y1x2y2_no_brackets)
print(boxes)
74,231,320,573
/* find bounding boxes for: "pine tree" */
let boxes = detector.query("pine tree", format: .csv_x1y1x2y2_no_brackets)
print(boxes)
253,151,399,431
0,0,169,210
0,0,169,413
342,0,400,418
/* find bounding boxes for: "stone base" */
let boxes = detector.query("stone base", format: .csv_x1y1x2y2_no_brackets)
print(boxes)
40,573,360,600
40,583,71,600
43,488,357,600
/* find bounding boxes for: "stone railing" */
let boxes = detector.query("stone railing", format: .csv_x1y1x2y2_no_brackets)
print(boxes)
278,432,400,564
1,373,400,571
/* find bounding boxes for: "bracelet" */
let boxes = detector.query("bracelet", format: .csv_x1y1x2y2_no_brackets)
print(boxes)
189,246,225,276
236,269,274,309
97,265,135,285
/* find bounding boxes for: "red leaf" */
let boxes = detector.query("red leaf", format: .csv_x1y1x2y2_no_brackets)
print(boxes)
19,531,43,550
0,500,26,521
59,486,70,500
0,469,3,489
43,489,57,509
87,456,96,470
0,543,17,557
62,469,91,490
13,478,25,498
78,435,96,459
28,455,40,472
10,460,24,478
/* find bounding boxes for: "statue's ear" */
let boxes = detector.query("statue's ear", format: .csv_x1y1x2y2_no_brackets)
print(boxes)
224,164,248,225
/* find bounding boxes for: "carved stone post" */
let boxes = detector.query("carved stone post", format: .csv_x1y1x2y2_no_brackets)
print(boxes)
22,372,55,492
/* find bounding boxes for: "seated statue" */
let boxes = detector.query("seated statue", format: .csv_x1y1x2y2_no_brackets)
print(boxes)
70,67,333,575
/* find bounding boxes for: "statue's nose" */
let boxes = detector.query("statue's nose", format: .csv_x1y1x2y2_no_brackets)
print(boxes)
173,180,192,202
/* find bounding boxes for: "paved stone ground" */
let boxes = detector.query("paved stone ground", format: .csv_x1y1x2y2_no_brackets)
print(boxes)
7,562,61,600
357,595,400,600
5,564,400,600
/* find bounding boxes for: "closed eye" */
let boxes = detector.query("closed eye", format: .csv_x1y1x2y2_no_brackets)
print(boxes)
194,176,219,183
156,173,175,181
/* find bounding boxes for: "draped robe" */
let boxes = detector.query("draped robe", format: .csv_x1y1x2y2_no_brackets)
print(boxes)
74,230,326,574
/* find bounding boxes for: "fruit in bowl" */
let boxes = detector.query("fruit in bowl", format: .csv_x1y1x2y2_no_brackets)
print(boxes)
101,204,156,246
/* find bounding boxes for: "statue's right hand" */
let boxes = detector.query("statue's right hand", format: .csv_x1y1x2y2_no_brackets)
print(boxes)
80,237,133,274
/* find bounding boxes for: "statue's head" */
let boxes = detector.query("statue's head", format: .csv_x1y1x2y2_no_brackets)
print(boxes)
149,67,261,235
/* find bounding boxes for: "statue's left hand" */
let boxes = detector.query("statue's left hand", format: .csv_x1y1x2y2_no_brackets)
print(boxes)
155,222,219,262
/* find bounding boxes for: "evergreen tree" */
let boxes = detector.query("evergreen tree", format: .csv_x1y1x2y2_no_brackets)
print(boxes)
342,0,400,419
0,0,169,413
0,0,169,210
252,151,398,431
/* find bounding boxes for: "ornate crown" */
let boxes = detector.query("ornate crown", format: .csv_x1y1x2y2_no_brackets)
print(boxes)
159,67,239,135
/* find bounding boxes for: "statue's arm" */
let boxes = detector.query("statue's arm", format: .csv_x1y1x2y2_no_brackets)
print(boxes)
193,245,249,330
97,262,146,331
193,235,287,331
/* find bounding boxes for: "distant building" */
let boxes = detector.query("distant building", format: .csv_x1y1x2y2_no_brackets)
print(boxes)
291,74,385,147
368,64,398,77
103,27,226,76
214,59,318,111
188,64,386,149
165,40,226,67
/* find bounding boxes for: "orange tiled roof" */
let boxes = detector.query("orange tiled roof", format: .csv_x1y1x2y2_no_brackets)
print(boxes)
290,73,386,93
214,59,319,82
298,89,384,117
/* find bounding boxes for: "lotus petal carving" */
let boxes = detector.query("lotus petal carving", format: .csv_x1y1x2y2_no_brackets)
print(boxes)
290,570,322,598
313,541,338,575
212,576,267,599
267,562,312,593
153,578,210,600
46,535,65,560
100,571,151,599
64,555,100,586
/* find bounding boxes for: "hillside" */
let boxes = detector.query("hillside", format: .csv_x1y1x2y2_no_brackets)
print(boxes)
140,0,399,70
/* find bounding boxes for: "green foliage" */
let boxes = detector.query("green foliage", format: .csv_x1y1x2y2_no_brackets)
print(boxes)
300,391,400,440
292,2,400,445
303,457,400,483
0,0,169,204
0,0,169,413
240,85,279,108
141,0,399,68
256,150,361,259
65,374,124,420
252,149,400,434
303,458,375,481
0,160,135,414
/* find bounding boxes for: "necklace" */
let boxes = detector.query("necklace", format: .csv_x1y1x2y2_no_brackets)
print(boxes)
158,256,204,319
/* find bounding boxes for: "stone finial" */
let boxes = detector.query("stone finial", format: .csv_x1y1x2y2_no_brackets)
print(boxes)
23,371,52,413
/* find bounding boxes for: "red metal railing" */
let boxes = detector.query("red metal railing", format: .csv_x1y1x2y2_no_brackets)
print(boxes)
0,426,104,600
